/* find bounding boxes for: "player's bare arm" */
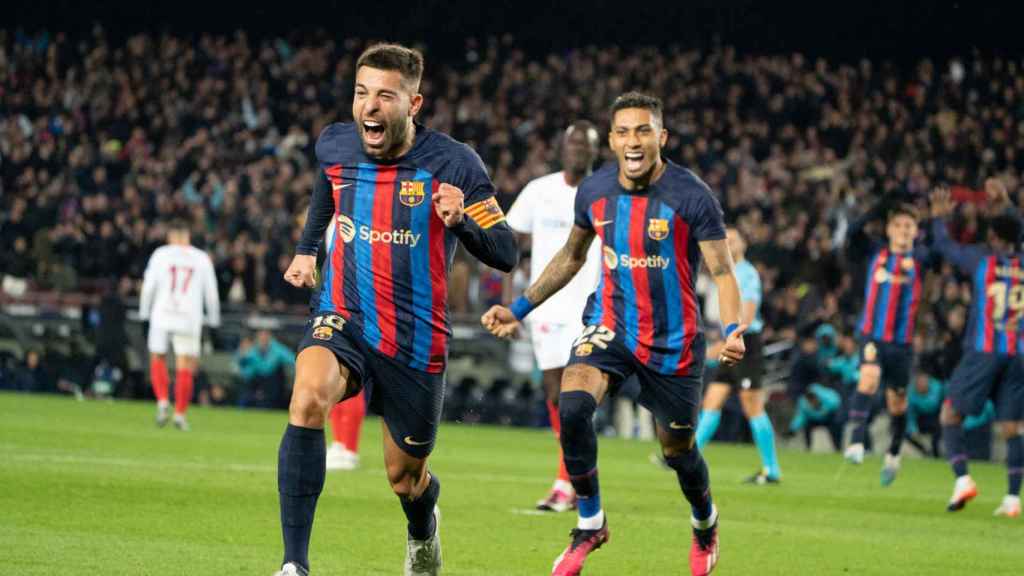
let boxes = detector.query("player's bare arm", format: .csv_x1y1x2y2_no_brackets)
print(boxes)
481,225,595,338
699,238,747,365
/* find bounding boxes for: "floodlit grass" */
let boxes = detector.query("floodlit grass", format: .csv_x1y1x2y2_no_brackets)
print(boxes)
1,393,1021,575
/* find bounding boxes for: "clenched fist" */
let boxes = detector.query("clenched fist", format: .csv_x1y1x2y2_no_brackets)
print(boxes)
481,305,520,339
284,254,318,288
432,183,465,227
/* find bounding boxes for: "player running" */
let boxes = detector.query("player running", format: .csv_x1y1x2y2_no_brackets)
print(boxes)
930,186,1024,517
694,227,781,484
138,221,220,431
272,43,517,576
505,120,603,512
843,196,933,487
483,92,746,576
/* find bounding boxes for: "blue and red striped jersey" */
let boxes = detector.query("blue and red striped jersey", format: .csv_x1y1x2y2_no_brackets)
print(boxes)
574,162,726,376
303,122,511,373
856,247,928,344
933,219,1024,355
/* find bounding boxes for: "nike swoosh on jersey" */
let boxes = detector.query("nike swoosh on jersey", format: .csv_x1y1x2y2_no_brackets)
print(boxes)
331,183,353,190
594,219,614,227
404,435,431,446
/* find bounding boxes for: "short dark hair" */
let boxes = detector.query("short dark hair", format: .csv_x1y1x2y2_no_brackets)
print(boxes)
990,214,1022,246
888,203,919,222
610,91,663,126
356,43,424,91
168,220,190,234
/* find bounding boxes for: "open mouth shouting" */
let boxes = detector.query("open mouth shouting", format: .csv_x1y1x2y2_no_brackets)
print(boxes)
624,150,645,174
361,118,387,148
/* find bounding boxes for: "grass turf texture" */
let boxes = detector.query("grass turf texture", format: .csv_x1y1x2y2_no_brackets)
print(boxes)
2,392,1022,575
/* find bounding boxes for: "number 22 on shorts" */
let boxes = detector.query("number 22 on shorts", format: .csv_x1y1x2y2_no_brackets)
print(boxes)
573,325,615,357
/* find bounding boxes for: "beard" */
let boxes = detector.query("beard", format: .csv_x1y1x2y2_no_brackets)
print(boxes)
361,115,412,159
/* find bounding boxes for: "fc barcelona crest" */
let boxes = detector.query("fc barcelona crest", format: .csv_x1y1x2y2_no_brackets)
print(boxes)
400,181,425,207
648,218,669,241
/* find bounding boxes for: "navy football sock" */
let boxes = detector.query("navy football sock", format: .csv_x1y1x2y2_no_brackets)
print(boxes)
560,391,601,520
1007,436,1023,496
888,414,907,456
664,449,713,521
278,424,326,571
848,391,872,445
943,424,969,477
400,474,440,540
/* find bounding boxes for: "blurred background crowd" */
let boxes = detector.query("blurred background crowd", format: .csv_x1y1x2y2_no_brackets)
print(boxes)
0,23,1018,450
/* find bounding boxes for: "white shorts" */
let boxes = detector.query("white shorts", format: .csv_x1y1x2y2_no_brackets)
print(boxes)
528,321,583,371
148,326,202,357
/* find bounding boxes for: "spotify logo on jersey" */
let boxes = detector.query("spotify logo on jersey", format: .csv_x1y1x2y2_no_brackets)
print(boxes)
336,214,357,243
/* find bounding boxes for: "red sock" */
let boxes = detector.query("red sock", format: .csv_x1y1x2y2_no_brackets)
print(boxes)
174,369,194,415
329,403,346,444
547,399,570,483
340,390,366,453
150,357,169,403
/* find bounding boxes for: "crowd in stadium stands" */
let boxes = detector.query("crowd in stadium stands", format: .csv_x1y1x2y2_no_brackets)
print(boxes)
1,28,1022,438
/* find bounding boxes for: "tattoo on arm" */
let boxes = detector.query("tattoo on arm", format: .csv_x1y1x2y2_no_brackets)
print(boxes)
699,238,735,277
524,226,596,306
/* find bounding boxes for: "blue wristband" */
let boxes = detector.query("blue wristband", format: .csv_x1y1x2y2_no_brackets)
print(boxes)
509,295,535,321
723,323,739,339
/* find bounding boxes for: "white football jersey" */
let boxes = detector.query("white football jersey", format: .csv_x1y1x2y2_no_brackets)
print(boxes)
506,171,602,326
139,244,221,334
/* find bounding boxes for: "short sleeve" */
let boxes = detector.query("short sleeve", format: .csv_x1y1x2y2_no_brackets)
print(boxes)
738,264,762,304
574,182,594,230
690,187,726,241
505,181,535,233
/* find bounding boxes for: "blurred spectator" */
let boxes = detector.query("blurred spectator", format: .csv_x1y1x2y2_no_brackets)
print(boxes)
788,384,843,452
3,350,50,392
905,373,943,457
235,329,295,409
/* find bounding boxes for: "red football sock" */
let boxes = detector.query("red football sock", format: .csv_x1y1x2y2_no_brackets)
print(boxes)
548,399,570,482
329,403,346,444
341,390,366,453
150,357,169,403
174,369,194,415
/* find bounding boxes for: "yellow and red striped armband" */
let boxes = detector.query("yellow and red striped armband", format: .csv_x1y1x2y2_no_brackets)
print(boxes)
464,197,506,229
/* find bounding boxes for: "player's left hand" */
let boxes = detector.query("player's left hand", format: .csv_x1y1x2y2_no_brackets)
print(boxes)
432,183,465,227
718,324,748,366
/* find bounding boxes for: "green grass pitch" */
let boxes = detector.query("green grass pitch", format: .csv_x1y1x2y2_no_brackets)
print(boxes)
2,392,1021,575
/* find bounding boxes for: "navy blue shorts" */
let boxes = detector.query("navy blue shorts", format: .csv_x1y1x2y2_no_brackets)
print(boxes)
948,351,1024,422
567,324,705,436
859,339,913,392
297,313,444,458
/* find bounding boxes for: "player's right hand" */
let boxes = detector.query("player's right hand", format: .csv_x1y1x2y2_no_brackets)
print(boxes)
284,254,318,288
481,305,520,339
718,324,748,366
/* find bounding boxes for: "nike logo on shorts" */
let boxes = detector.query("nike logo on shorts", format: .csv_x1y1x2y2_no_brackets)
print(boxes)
404,436,431,446
669,421,693,430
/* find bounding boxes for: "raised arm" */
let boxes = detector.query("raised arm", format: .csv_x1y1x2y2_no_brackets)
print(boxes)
447,197,518,272
295,171,335,257
285,171,335,288
699,237,746,365
930,187,986,276
481,225,595,338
